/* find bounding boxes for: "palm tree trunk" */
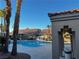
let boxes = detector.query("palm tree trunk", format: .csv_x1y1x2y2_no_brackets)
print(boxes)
11,0,22,55
4,0,11,53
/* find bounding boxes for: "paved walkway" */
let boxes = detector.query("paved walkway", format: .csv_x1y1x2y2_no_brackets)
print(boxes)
0,52,30,59
9,43,52,59
0,52,10,59
8,53,31,59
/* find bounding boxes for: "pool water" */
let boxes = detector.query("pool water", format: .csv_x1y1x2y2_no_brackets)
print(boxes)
9,40,52,59
11,40,51,47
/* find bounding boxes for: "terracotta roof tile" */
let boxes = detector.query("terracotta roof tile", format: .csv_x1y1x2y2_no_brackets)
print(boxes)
48,8,79,17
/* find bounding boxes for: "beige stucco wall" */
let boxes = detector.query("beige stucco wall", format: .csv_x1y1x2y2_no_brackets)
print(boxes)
49,13,79,59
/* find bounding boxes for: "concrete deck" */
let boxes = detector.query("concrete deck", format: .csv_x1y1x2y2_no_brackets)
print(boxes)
9,43,52,59
8,53,31,59
0,52,10,59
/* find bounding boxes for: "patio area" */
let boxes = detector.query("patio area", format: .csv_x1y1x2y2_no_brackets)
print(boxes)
9,43,52,59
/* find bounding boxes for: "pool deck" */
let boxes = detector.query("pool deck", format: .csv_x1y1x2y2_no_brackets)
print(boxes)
0,52,31,59
0,52,10,59
9,43,52,59
9,53,31,59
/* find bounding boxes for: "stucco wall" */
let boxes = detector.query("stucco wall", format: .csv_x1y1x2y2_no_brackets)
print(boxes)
50,13,79,59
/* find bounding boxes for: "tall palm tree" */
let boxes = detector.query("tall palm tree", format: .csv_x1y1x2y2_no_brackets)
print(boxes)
4,0,11,53
47,25,51,33
11,0,22,55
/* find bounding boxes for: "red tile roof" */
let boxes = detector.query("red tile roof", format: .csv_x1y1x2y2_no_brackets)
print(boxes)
48,8,79,17
41,28,52,35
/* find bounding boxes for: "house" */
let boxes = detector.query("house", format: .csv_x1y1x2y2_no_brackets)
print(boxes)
38,28,52,41
48,9,79,59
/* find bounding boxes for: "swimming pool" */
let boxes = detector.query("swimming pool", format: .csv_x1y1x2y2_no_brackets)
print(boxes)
11,40,51,47
9,40,52,59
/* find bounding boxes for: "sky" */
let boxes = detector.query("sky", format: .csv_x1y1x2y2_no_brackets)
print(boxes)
0,0,79,32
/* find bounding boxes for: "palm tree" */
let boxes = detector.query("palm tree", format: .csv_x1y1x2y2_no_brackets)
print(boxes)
4,0,11,53
11,0,22,55
47,25,50,29
47,25,51,33
0,9,5,35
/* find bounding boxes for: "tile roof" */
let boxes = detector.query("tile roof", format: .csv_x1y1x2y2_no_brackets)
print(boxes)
48,8,79,17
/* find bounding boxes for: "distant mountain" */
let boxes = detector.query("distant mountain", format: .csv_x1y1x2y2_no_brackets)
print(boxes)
10,28,52,35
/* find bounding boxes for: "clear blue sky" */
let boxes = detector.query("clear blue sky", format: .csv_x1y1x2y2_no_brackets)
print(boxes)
0,0,79,32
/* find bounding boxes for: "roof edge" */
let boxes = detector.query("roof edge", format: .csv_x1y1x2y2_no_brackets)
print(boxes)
48,8,79,17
